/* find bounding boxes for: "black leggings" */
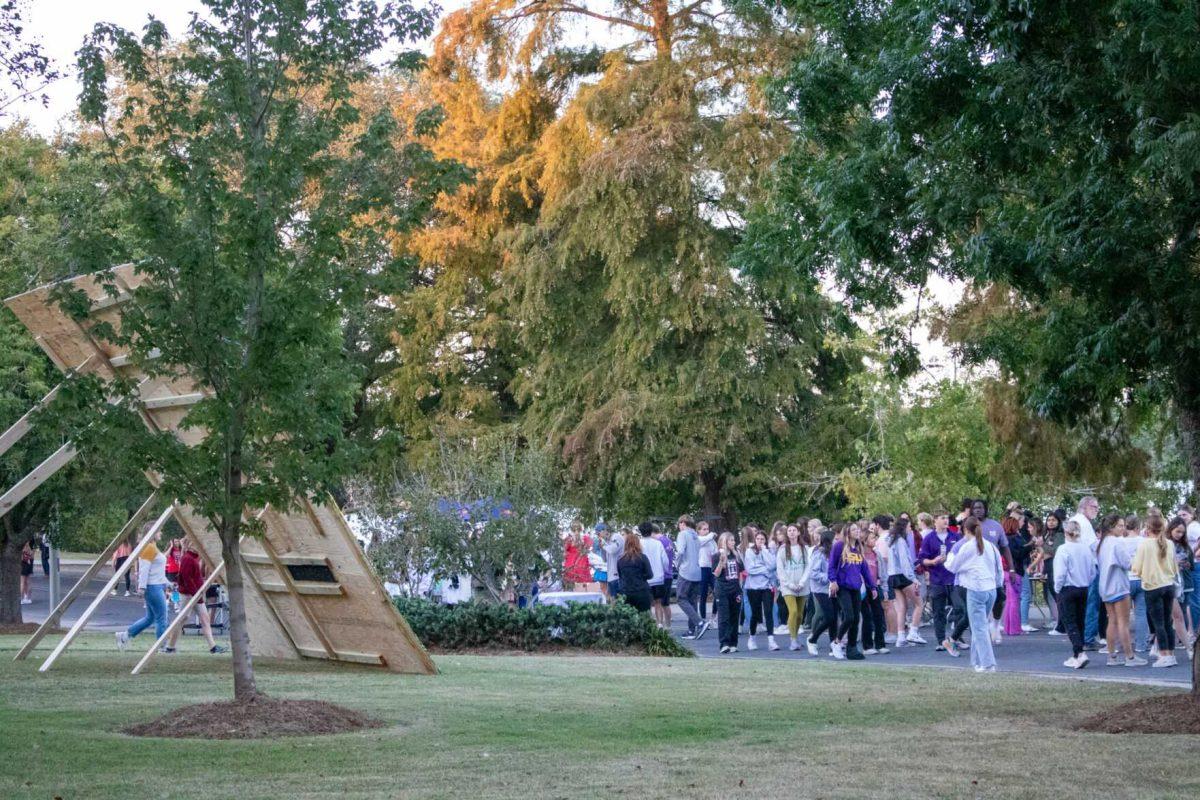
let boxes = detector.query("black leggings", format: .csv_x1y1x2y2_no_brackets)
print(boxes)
1146,585,1177,652
950,585,969,641
860,592,886,650
624,591,652,613
808,592,836,644
836,589,862,644
1058,585,1088,657
115,555,131,591
746,588,775,635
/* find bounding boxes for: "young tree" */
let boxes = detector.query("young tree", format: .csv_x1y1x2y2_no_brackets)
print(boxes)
69,0,439,702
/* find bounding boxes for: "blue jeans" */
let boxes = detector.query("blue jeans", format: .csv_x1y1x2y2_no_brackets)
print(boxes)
1019,574,1032,626
1084,575,1100,643
967,588,998,670
128,583,168,640
1188,587,1200,635
1129,579,1149,651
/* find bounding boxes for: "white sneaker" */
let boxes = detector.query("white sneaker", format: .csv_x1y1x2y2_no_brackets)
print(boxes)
992,630,1003,645
20,597,32,605
115,631,129,651
109,589,117,597
907,629,927,644
1152,655,1177,668
875,646,889,654
767,636,780,651
863,648,878,655
1048,629,1066,637
1125,655,1149,667
1076,653,1089,669
806,640,820,656
727,646,738,653
124,590,131,597
720,645,731,654
773,624,788,636
1150,644,1160,658
746,636,758,651
1106,654,1125,667
884,633,896,644
894,637,907,648
1098,637,1107,646
1021,624,1039,633
789,638,800,651
831,643,846,660
974,665,987,673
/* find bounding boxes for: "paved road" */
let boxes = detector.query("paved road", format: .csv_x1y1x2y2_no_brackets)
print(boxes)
21,563,168,632
672,603,1193,686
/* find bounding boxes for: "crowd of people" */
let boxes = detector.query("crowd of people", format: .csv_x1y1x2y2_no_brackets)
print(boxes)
582,497,1200,672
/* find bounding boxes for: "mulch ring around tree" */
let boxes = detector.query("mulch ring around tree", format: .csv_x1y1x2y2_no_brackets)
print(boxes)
122,696,385,739
1076,692,1200,734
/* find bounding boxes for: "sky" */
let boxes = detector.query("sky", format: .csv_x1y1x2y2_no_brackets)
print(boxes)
14,0,960,379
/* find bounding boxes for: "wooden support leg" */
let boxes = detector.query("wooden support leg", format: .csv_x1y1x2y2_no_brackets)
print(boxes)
14,491,160,661
0,443,77,517
131,561,224,675
38,504,174,673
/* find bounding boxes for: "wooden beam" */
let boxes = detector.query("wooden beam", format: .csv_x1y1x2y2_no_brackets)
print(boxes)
0,384,61,458
131,560,225,675
39,504,174,672
0,443,77,517
240,552,331,568
141,393,204,410
257,534,338,660
14,491,160,661
296,646,385,666
108,348,160,369
88,292,131,313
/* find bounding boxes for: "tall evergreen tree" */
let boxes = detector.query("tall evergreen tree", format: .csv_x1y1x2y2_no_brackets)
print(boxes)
433,0,859,523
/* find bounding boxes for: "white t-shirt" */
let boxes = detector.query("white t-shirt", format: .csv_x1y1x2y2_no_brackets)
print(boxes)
698,535,717,569
640,535,669,586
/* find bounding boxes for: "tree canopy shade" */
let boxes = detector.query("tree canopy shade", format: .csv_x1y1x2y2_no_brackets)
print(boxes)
426,0,862,525
753,0,1200,485
67,0,450,701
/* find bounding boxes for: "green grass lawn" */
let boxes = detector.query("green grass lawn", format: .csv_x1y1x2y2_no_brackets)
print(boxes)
0,633,1195,800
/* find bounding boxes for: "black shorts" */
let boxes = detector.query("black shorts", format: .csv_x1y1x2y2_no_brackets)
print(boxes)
651,582,670,603
20,561,33,577
888,574,914,591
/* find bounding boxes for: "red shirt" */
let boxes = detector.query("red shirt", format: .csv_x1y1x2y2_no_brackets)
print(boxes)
177,549,206,596
563,536,593,583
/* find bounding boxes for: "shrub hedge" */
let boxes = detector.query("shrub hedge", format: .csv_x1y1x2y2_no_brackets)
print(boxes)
394,597,694,657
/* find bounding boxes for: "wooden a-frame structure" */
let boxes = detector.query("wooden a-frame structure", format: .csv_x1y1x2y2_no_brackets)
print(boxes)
3,264,436,676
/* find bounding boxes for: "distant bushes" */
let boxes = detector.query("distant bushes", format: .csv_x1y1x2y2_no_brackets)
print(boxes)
395,597,693,657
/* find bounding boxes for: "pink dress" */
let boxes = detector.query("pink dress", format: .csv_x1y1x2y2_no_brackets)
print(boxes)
1003,572,1023,635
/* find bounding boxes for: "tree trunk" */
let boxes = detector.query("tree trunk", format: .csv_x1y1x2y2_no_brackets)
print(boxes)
219,519,259,702
0,528,25,625
700,469,735,532
1177,401,1200,500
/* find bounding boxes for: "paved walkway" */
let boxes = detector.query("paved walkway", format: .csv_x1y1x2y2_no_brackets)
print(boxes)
21,564,162,632
672,603,1193,687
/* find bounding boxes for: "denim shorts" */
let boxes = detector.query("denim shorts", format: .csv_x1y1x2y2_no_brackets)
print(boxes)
1102,592,1129,604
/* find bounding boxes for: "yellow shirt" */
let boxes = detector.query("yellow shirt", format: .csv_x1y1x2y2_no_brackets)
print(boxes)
1130,537,1178,591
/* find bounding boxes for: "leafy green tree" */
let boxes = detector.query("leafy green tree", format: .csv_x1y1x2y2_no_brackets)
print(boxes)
362,431,564,602
0,0,60,118
755,0,1200,492
0,126,143,623
69,0,441,702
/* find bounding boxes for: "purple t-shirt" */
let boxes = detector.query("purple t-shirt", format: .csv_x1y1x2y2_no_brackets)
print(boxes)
655,534,675,580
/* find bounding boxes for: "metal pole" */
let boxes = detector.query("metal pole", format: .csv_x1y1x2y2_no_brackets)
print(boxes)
48,546,60,610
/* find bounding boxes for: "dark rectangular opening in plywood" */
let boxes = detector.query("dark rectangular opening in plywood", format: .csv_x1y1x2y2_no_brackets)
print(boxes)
287,563,337,583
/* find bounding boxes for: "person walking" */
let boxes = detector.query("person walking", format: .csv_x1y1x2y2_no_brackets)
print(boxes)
1096,514,1145,667
860,529,888,655
165,545,227,654
918,510,961,654
713,532,744,653
972,499,1013,645
653,524,675,628
886,517,922,646
945,517,1003,672
743,530,779,651
776,523,812,651
1017,516,1042,632
616,533,654,614
1004,519,1032,636
697,521,717,623
1132,514,1180,668
1042,509,1067,635
828,522,877,660
638,522,671,628
806,528,837,656
1054,521,1099,669
673,515,704,640
110,538,134,597
115,523,171,651
1070,496,1103,649
19,541,34,605
600,524,625,600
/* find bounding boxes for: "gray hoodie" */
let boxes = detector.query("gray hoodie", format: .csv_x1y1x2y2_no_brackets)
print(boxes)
808,548,831,594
